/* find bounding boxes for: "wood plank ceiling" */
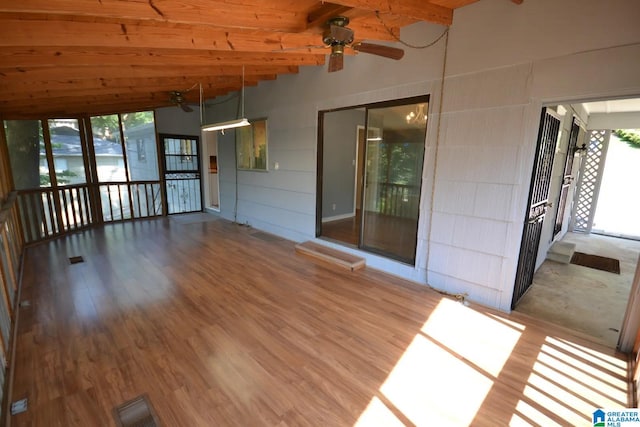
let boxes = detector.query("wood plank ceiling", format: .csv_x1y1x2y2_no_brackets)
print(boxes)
0,0,487,119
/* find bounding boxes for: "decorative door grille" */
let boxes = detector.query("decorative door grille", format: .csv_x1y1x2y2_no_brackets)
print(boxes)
553,117,581,237
572,130,609,232
161,134,203,214
512,108,561,309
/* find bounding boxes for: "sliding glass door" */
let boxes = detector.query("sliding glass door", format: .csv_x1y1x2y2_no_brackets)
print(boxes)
318,95,428,264
361,101,427,263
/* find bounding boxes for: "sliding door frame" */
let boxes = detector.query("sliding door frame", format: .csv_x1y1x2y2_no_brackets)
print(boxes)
316,94,429,264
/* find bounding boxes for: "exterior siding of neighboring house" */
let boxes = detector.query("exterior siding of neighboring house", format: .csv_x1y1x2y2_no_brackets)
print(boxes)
43,125,124,184
201,0,640,311
123,122,160,182
44,124,159,185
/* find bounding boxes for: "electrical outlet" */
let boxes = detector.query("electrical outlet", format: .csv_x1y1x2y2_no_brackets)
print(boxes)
332,203,336,211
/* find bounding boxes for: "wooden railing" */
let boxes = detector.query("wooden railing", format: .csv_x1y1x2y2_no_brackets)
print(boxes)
17,181,163,245
17,184,92,243
377,183,420,218
98,181,163,222
0,192,24,412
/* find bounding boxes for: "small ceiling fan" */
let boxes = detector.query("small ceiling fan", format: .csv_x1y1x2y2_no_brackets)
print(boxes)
322,16,405,72
169,90,193,112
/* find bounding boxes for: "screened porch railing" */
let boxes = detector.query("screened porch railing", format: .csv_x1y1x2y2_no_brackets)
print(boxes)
17,181,163,245
0,192,25,418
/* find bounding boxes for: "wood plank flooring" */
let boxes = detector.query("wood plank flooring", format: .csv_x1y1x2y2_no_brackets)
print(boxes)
9,217,632,426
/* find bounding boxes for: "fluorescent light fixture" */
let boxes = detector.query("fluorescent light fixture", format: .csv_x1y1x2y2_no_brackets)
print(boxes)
201,118,250,132
367,137,383,141
201,65,252,133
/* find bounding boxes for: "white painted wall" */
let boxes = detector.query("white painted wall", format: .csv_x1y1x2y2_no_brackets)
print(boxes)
322,109,365,220
205,0,640,311
155,106,202,136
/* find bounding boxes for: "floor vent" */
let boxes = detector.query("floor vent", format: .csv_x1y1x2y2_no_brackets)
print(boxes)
250,231,283,242
69,256,84,264
113,394,159,427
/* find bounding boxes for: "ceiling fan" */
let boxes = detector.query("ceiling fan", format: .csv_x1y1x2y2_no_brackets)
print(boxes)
169,90,193,112
322,16,405,72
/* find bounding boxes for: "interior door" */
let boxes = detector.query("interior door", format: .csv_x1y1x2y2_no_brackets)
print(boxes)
511,108,561,309
161,134,203,214
553,117,581,237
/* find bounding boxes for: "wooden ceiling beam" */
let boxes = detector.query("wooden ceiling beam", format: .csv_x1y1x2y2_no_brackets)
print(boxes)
0,14,394,50
0,74,276,94
306,3,353,29
0,84,246,118
0,65,299,81
427,0,479,8
0,0,310,32
0,47,326,68
326,0,453,25
0,79,263,102
0,100,175,119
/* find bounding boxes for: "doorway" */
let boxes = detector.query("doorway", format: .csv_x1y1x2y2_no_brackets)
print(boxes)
317,95,428,264
201,131,220,212
160,133,203,214
512,98,640,348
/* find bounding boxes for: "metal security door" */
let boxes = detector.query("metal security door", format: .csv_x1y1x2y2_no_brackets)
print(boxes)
161,134,202,214
553,117,580,237
511,108,561,309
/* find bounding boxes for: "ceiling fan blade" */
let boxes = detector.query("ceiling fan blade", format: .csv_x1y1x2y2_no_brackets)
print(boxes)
353,42,405,60
180,103,193,113
328,53,343,72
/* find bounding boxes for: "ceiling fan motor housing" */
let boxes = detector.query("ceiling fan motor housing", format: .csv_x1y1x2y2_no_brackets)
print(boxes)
322,16,354,46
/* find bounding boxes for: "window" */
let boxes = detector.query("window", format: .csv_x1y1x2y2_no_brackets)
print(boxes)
122,112,158,181
237,119,268,170
48,118,86,186
91,114,125,182
4,120,50,189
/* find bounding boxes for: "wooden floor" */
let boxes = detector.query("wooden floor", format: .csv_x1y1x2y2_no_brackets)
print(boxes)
10,217,632,426
321,211,418,262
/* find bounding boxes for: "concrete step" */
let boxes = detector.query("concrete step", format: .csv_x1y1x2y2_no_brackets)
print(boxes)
546,241,576,264
295,241,365,271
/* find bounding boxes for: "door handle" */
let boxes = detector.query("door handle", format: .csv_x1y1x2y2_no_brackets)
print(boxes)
527,216,544,224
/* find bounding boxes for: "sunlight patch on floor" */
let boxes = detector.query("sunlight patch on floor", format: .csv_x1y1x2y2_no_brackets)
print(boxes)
526,371,597,423
534,354,627,407
512,399,563,427
548,336,628,372
421,299,523,376
540,342,628,392
378,333,494,426
353,397,405,427
355,298,629,426
371,299,520,426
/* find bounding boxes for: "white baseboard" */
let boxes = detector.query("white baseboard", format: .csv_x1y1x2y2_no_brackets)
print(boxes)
322,212,355,223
